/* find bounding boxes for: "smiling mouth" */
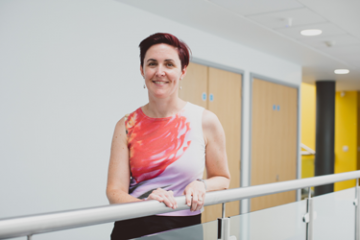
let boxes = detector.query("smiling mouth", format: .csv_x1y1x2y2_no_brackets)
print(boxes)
152,81,168,85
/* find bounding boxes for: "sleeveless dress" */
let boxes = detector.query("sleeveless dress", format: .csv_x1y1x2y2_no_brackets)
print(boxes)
125,102,205,216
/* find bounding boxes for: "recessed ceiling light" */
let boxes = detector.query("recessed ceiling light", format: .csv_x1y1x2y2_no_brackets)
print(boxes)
334,69,350,74
300,29,322,36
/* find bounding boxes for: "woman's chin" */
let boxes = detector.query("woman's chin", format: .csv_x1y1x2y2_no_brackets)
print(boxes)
149,89,173,99
152,93,169,99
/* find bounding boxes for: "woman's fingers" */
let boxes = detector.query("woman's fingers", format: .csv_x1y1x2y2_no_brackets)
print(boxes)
184,180,206,211
196,192,205,211
148,192,163,202
148,186,206,211
185,190,205,212
191,194,198,212
185,189,192,207
191,192,205,211
148,188,177,209
162,190,177,209
169,190,178,209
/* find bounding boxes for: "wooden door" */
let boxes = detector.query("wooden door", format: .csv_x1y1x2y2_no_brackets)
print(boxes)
203,67,241,222
179,62,208,108
251,78,297,211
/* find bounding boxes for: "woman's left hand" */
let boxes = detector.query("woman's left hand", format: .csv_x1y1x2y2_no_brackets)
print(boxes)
183,180,206,212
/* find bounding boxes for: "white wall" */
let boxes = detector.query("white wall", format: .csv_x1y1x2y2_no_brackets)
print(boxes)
0,0,301,239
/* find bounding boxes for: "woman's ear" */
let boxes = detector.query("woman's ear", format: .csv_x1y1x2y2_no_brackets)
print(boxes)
181,65,187,80
140,65,145,78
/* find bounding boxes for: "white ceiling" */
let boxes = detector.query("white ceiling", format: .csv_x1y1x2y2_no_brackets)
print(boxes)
118,0,360,90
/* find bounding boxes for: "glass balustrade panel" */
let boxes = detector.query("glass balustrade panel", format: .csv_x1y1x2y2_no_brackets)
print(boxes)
313,187,355,240
230,198,307,240
134,218,217,240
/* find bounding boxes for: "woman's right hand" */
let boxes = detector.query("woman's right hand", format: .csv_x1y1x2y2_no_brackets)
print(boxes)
147,188,178,209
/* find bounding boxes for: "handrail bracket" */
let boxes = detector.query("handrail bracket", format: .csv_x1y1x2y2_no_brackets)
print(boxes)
355,179,360,240
217,203,236,240
303,187,313,240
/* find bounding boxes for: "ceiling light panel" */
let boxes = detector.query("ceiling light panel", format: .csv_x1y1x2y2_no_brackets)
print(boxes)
334,69,350,74
248,8,326,29
210,0,302,16
301,29,322,36
276,22,346,39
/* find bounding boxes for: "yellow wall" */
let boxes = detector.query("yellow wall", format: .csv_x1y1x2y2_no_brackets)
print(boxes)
334,91,358,191
300,84,358,191
358,92,360,171
301,83,316,179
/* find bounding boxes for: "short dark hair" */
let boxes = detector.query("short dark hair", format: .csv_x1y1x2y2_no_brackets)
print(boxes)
139,33,191,70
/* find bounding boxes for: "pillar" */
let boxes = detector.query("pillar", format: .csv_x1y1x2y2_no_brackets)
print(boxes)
315,81,335,196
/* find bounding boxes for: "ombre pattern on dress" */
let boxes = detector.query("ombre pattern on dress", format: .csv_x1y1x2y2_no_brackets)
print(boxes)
125,103,205,216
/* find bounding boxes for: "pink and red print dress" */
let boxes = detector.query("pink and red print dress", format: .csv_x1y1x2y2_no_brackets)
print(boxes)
125,102,205,216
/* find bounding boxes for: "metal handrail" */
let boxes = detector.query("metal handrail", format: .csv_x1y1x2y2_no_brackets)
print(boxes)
1,170,360,239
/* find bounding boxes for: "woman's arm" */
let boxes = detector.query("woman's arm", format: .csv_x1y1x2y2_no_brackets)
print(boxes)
106,117,140,204
202,109,231,191
184,109,231,211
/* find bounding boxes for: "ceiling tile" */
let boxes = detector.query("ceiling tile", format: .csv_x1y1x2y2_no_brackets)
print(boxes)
347,60,360,68
300,34,360,49
210,0,303,16
248,8,326,29
322,46,360,67
345,55,360,62
297,0,360,39
276,22,346,39
323,45,360,56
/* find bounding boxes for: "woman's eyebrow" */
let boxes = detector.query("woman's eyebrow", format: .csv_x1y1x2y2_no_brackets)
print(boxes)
147,58,157,62
164,59,175,62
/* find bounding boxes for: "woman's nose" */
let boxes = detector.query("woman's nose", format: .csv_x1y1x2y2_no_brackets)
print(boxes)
155,65,165,76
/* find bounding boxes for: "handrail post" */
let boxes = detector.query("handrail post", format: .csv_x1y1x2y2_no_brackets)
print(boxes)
217,203,236,240
222,202,226,219
354,178,359,240
303,187,313,240
27,234,32,240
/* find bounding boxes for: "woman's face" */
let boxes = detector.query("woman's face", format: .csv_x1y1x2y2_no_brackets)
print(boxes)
140,43,186,99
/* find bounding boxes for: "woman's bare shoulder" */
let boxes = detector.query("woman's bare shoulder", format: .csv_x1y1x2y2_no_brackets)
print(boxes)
115,116,126,130
202,109,221,129
112,116,128,145
202,109,224,144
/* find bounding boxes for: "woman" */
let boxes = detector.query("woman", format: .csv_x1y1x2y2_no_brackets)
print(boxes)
107,33,230,240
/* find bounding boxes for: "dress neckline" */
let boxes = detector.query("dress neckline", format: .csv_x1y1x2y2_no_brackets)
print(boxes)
139,102,189,121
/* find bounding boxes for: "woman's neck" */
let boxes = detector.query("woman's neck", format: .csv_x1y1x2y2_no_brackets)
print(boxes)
143,97,186,118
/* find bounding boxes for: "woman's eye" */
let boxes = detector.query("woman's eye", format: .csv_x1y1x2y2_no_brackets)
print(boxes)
148,62,156,66
166,63,174,67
